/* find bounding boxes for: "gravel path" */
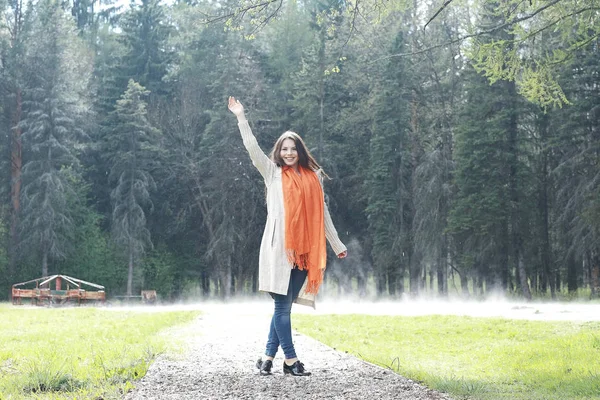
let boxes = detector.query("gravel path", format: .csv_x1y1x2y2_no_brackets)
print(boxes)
125,303,452,400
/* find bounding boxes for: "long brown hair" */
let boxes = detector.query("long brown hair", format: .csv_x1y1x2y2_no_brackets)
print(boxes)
269,131,323,173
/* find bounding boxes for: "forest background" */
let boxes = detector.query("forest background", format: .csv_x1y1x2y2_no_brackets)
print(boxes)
0,0,599,301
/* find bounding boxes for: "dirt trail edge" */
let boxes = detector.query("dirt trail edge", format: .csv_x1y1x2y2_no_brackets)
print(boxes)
125,304,452,400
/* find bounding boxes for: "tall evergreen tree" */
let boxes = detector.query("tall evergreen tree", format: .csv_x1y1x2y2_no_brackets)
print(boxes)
193,20,267,298
448,65,504,294
261,0,312,129
87,0,171,236
119,0,172,96
0,0,32,291
448,1,533,298
56,167,124,290
552,39,600,298
366,30,411,296
17,0,91,277
412,1,464,297
86,24,128,225
290,0,344,161
108,79,159,296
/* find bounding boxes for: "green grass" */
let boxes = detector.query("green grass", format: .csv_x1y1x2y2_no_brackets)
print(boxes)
295,314,600,400
0,303,199,399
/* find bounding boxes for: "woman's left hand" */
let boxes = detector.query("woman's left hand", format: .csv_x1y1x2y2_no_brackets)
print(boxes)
228,96,245,118
337,250,347,259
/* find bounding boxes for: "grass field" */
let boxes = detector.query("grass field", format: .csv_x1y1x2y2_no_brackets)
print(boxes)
295,314,600,400
0,304,199,399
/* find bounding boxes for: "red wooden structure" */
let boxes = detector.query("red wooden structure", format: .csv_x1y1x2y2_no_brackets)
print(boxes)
12,275,106,306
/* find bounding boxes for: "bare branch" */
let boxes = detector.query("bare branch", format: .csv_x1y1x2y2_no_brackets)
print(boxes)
340,0,361,53
546,32,600,66
474,0,563,34
202,0,283,25
247,0,284,37
424,0,455,30
372,0,588,63
518,6,600,43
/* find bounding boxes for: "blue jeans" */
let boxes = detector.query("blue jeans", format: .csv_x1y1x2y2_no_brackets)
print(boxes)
265,268,307,359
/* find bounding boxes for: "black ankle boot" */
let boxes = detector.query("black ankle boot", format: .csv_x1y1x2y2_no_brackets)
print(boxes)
256,358,273,375
283,360,311,376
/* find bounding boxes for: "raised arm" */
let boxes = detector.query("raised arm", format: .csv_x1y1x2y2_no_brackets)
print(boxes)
228,97,275,182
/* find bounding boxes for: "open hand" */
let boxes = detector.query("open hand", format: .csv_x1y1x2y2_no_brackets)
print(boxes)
228,96,245,117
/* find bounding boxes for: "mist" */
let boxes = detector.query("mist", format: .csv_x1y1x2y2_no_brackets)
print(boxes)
101,295,600,322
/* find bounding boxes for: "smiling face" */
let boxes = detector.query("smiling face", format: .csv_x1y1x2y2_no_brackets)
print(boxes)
280,138,299,169
271,131,314,171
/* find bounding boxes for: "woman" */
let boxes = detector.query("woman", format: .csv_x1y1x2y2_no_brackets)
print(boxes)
227,97,347,377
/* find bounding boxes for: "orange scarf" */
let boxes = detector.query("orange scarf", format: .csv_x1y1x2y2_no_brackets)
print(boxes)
282,166,327,294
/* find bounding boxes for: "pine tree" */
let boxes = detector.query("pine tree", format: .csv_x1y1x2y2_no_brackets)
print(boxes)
448,1,534,298
366,30,411,296
411,1,464,297
552,39,600,298
108,79,159,296
448,63,518,295
290,0,344,161
86,0,172,250
0,0,30,290
50,167,122,289
17,0,91,277
119,0,172,96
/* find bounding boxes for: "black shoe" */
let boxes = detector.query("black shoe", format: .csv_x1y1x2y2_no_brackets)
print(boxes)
256,358,273,375
283,360,311,376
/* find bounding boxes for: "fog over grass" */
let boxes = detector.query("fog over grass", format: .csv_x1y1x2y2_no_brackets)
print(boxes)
308,298,600,321
100,295,600,322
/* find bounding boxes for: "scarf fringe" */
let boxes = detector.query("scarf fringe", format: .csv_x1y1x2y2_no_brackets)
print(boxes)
286,249,325,294
304,275,323,294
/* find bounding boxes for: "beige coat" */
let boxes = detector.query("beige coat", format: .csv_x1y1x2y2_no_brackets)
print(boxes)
237,119,347,308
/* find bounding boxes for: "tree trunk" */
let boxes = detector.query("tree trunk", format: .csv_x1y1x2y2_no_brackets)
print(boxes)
317,25,325,162
437,240,448,296
9,88,23,289
429,266,434,292
460,272,469,298
540,263,548,294
420,260,427,291
409,250,420,297
202,269,210,297
220,258,232,299
584,253,591,290
518,256,531,300
357,275,366,297
42,250,48,278
232,266,239,296
408,3,421,297
375,273,386,296
538,113,554,298
127,247,134,296
436,261,444,296
409,87,420,297
388,264,397,296
531,270,538,294
478,266,488,296
251,269,258,294
590,251,600,299
223,271,231,299
507,79,523,297
397,271,404,295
